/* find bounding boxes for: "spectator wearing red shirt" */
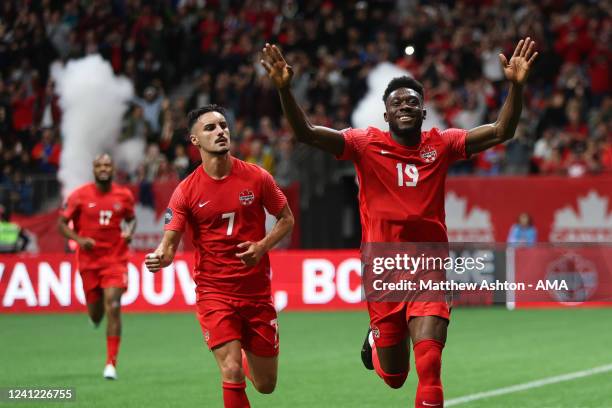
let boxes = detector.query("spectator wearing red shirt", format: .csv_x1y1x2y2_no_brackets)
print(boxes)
31,127,61,173
10,82,36,133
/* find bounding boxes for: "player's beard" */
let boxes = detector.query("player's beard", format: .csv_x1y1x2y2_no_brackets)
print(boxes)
95,175,113,189
389,120,421,142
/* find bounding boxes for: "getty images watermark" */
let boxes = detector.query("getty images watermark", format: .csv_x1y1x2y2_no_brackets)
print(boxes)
361,243,612,304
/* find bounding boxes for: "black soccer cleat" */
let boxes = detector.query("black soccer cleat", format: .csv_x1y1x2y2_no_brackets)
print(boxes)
361,328,374,370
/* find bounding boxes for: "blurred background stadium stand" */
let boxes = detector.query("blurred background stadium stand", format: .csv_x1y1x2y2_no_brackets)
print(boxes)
0,0,609,249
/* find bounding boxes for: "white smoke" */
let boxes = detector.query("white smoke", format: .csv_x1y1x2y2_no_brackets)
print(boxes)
351,62,443,130
52,55,135,198
114,137,146,176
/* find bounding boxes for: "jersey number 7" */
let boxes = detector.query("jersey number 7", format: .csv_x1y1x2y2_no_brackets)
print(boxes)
222,212,235,235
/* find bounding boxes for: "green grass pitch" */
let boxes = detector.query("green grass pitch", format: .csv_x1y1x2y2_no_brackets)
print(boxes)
2,308,611,407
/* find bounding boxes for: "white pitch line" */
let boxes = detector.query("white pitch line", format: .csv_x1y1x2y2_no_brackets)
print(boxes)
446,363,612,406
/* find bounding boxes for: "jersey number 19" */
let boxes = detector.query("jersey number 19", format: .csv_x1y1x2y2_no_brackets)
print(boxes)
396,163,419,187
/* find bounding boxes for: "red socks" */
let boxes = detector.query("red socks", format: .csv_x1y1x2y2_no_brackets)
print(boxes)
222,381,250,408
106,336,121,366
413,339,444,408
372,342,408,389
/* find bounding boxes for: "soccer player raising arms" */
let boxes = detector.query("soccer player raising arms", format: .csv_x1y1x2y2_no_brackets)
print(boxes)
145,105,294,408
58,153,137,380
262,38,537,407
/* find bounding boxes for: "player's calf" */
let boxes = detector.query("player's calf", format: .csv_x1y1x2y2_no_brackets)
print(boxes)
413,339,444,408
367,333,410,389
372,344,408,389
251,376,276,394
242,350,277,394
87,299,104,327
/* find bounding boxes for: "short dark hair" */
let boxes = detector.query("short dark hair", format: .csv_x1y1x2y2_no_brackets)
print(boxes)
187,104,226,131
382,76,424,103
93,153,113,164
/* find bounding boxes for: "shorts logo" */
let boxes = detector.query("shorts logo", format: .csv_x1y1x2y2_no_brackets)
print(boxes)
271,318,279,348
371,325,380,339
420,145,437,163
203,330,210,343
239,190,255,206
164,208,173,224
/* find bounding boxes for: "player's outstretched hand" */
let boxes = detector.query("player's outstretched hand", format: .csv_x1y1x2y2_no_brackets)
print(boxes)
77,237,95,251
144,250,164,273
499,37,538,85
236,241,265,267
261,43,293,90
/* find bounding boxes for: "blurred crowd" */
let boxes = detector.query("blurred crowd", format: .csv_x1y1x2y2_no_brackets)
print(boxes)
0,0,610,214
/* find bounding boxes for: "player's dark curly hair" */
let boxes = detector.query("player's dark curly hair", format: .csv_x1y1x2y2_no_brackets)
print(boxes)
382,76,424,103
187,104,227,130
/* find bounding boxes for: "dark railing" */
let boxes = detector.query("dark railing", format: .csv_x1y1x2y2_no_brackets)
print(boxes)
0,174,61,215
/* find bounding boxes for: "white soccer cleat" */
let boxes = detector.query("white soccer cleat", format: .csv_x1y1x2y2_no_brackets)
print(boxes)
103,364,117,380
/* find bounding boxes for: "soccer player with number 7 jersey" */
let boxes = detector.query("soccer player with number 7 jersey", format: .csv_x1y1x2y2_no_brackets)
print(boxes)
262,37,537,407
58,153,137,380
145,105,294,408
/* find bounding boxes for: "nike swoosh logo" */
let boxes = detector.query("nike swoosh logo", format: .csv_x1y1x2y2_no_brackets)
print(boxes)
422,402,441,407
198,201,210,208
380,150,390,155
88,203,96,208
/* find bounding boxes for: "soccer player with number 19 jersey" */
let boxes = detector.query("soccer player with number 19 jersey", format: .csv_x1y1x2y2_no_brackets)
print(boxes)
145,105,294,408
263,37,537,407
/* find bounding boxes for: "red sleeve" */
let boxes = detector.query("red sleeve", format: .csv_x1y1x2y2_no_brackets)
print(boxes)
60,190,80,220
261,170,288,216
124,189,136,219
164,185,189,232
336,128,370,161
442,128,469,162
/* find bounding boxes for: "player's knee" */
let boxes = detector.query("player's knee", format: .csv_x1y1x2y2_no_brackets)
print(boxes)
382,371,408,389
104,299,121,316
253,375,276,394
220,362,244,382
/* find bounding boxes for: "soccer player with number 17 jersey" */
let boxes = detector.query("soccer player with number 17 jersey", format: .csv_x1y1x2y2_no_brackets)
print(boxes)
58,154,137,380
145,105,294,408
262,37,538,407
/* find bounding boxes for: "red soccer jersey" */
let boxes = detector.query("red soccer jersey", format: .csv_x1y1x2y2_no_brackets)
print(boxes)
61,183,135,270
337,127,468,243
164,157,287,300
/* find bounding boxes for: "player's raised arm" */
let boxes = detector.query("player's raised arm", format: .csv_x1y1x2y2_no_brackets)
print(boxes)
145,229,183,272
261,43,345,156
465,37,538,155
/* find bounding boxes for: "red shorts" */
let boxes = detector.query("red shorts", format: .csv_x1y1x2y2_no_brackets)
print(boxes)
367,301,450,348
196,297,279,357
79,265,128,304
